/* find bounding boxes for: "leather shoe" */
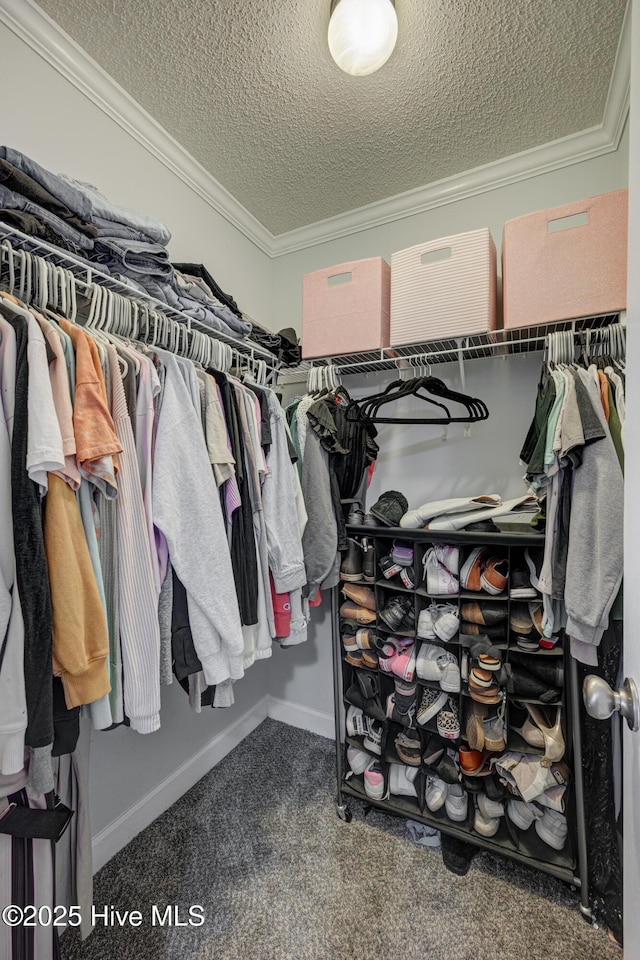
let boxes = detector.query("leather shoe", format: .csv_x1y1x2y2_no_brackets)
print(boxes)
340,538,364,582
342,583,376,611
461,601,508,626
339,600,376,624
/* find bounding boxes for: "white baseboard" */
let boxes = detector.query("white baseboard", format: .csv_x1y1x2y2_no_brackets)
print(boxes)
91,695,270,872
267,696,335,740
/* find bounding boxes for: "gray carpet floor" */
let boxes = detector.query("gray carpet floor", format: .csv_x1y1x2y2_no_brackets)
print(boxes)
61,719,615,960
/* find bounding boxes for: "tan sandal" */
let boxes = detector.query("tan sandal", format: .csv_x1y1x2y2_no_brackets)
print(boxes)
466,701,488,750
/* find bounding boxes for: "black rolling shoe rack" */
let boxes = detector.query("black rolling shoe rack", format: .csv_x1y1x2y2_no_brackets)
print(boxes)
330,525,591,915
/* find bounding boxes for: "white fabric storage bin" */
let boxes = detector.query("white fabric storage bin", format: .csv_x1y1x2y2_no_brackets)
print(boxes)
390,229,497,345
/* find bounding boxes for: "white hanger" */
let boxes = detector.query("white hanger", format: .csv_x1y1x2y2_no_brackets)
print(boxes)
1,240,15,295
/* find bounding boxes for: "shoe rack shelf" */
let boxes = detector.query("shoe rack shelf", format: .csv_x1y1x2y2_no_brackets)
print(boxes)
331,526,590,909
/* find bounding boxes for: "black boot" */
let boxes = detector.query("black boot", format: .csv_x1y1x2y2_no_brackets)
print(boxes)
340,538,363,582
509,664,562,703
509,652,564,688
362,539,376,583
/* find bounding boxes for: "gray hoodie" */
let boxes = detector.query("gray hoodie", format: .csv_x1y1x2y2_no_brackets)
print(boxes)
564,368,623,647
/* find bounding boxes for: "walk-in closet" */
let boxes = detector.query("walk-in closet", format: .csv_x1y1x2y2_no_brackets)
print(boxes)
0,1,637,958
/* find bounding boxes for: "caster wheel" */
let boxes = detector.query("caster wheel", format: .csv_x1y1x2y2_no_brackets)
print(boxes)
336,805,352,823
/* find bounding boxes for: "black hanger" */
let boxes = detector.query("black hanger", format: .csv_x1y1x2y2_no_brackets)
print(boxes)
347,374,488,425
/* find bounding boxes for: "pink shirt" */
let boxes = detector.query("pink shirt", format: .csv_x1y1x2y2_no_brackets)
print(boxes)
36,314,81,490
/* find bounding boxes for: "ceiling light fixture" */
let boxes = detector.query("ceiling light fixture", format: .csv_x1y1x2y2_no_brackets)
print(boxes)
328,0,398,77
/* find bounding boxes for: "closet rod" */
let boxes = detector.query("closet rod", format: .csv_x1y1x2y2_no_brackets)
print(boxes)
0,222,280,368
278,312,623,383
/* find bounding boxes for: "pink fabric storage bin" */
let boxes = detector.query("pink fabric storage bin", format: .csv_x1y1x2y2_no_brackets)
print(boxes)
302,257,390,359
502,189,628,328
390,229,497,345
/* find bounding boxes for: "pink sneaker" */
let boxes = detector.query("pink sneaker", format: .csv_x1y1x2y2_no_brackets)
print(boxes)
379,636,416,681
363,760,386,800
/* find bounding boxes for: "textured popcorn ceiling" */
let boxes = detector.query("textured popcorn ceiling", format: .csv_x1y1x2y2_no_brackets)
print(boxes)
38,0,625,235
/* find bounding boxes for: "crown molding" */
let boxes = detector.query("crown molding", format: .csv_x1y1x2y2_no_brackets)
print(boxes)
0,0,631,261
271,0,631,257
0,0,274,256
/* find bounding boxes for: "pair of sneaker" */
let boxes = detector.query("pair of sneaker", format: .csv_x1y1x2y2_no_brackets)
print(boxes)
380,595,416,632
386,678,418,728
416,643,461,692
389,763,419,798
422,545,459,596
424,776,468,823
379,636,417,682
417,689,460,739
346,747,387,801
417,602,459,641
345,705,384,754
460,547,509,595
380,541,416,589
347,747,389,800
473,795,502,837
507,799,568,850
379,595,415,632
507,799,567,849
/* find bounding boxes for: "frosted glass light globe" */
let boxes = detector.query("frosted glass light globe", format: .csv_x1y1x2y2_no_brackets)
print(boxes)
328,0,398,77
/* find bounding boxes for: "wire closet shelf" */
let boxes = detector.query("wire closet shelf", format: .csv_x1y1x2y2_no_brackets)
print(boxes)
277,311,624,384
0,222,281,374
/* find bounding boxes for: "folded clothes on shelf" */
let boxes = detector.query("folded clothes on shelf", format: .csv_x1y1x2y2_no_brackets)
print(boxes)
0,184,95,251
59,171,171,245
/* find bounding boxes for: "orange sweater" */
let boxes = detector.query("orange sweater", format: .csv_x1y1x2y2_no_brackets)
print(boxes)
44,473,111,708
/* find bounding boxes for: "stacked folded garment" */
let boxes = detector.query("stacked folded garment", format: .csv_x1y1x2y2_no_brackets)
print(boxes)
0,147,97,255
59,173,252,341
0,147,259,344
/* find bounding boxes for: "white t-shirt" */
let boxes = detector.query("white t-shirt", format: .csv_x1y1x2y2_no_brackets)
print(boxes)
25,310,65,495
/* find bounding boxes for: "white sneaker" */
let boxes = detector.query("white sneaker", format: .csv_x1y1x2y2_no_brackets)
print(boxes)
363,760,386,801
416,642,446,681
438,545,460,576
423,548,459,596
346,705,366,738
474,800,500,837
439,656,461,694
507,799,543,831
347,746,371,776
445,784,468,822
417,606,438,639
425,775,448,812
389,763,419,798
433,603,460,642
477,793,504,820
535,809,568,850
416,643,460,691
363,720,383,756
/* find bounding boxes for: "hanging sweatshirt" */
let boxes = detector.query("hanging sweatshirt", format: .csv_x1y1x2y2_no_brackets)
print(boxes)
44,473,111,708
106,344,161,734
301,427,339,595
564,368,623,650
152,352,244,686
262,391,307,594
